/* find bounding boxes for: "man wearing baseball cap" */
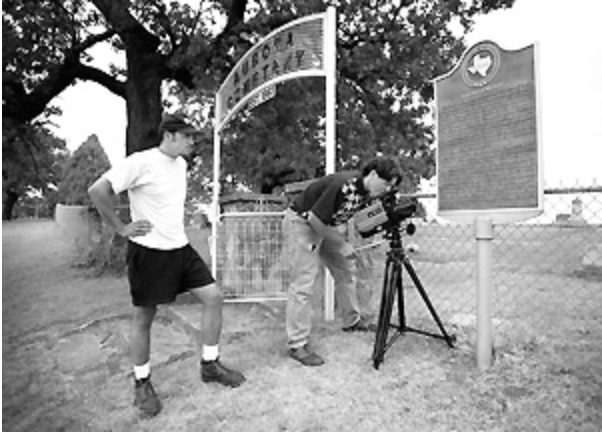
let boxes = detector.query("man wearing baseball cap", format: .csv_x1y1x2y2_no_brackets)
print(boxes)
158,113,203,135
88,113,245,418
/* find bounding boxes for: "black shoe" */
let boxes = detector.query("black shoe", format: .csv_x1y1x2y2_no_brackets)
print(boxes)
289,344,325,366
134,377,162,418
342,317,378,333
201,358,246,387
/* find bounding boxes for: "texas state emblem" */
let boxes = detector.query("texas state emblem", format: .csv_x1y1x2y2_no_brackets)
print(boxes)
461,42,501,87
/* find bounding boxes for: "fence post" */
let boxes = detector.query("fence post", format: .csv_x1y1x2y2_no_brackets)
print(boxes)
475,217,494,370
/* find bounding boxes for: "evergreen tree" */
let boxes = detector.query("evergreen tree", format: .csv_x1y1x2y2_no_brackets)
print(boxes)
57,135,111,205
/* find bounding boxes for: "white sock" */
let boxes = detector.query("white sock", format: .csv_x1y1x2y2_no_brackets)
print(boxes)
202,345,219,362
134,362,151,380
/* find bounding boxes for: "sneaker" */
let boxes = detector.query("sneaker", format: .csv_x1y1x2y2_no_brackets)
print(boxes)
342,316,378,333
289,344,325,366
201,358,246,387
134,377,162,418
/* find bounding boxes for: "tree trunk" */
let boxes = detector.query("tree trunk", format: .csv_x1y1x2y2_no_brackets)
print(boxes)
3,191,19,220
89,0,167,156
124,50,164,156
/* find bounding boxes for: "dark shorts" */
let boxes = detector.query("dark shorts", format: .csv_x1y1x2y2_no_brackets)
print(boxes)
126,241,215,306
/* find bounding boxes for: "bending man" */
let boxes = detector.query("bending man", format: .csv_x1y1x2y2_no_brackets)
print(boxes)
284,156,402,366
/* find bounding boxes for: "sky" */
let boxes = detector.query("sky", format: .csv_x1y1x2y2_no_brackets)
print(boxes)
463,0,602,187
51,0,602,187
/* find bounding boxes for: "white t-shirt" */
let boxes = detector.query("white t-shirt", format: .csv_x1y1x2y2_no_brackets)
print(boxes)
104,148,188,250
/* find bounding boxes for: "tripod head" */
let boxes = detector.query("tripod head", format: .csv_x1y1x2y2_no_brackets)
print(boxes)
383,221,416,250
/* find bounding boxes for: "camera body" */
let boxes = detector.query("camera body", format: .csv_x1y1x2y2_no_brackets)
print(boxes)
355,192,417,238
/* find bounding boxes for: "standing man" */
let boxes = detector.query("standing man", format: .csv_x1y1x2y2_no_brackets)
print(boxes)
284,156,402,366
88,113,245,418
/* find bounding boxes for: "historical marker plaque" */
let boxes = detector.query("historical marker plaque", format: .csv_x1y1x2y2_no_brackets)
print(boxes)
434,41,543,223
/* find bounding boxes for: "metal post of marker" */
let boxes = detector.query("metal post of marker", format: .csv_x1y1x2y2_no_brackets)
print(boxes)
323,5,337,321
475,217,494,370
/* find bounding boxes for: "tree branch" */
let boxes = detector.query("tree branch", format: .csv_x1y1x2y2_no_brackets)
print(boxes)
151,0,178,53
3,59,125,124
74,64,126,98
72,29,117,55
223,0,248,34
90,0,160,51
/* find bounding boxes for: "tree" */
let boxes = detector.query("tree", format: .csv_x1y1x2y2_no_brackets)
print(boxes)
57,134,111,205
2,0,248,155
190,0,517,194
3,0,515,196
2,120,68,220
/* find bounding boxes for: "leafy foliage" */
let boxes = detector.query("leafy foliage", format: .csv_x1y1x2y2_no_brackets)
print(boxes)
57,134,111,205
2,0,115,123
2,0,114,219
2,120,68,219
3,0,515,203
215,78,326,194
186,0,515,195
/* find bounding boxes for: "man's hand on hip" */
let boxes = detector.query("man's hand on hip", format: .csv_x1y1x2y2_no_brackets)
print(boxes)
119,220,153,238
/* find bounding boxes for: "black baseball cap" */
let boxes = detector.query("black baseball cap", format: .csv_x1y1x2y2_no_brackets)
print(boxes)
159,113,201,135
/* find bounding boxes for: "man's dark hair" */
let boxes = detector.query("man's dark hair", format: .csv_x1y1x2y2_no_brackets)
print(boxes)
362,156,402,186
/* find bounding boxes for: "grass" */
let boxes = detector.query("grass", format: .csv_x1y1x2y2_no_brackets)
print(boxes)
3,220,602,431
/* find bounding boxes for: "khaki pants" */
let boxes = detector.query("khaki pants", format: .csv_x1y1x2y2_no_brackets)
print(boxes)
283,209,361,349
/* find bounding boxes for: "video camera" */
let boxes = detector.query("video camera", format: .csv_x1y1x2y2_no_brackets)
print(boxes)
355,191,417,238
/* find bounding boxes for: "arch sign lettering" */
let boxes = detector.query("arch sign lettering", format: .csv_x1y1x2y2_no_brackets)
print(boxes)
216,12,330,130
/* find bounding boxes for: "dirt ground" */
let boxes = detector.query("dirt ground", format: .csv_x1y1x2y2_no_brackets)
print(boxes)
3,220,602,431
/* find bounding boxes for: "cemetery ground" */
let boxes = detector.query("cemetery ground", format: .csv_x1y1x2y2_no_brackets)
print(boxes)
3,219,601,431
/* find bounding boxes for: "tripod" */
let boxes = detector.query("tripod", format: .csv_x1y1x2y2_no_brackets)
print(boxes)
372,224,455,369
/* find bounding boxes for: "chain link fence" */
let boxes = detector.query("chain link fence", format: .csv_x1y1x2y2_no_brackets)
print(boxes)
215,182,602,345
355,184,602,348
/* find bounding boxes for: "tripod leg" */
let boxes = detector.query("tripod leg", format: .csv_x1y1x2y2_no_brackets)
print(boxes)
396,257,405,332
372,258,397,368
403,259,455,348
